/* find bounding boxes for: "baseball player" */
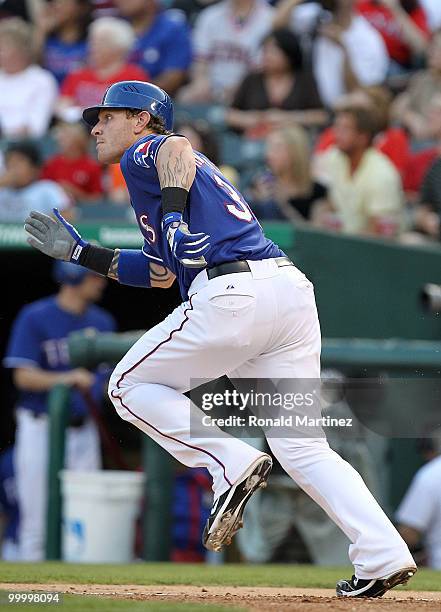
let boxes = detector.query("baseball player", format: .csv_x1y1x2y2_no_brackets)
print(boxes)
3,262,115,561
24,81,416,596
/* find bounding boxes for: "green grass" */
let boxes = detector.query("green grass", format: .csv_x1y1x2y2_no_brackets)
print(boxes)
0,562,440,591
0,594,238,612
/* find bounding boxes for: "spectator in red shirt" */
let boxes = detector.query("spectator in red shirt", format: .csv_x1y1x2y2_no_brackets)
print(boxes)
42,120,103,203
403,148,438,198
314,85,411,178
58,16,149,112
357,0,430,69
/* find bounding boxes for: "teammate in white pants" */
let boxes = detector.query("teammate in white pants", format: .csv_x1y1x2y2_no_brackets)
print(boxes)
4,262,115,560
24,81,416,596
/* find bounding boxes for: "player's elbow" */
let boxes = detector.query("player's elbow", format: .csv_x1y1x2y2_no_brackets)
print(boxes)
162,275,176,289
13,367,35,391
149,264,176,289
108,370,120,410
155,276,175,289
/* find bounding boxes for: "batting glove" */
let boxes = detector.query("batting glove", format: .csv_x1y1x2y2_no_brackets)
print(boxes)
24,208,89,263
162,212,210,268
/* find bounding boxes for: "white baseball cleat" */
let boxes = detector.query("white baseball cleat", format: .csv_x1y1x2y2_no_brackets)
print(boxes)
203,454,272,552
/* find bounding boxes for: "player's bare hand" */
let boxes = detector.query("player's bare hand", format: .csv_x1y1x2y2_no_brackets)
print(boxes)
162,212,210,268
62,368,96,391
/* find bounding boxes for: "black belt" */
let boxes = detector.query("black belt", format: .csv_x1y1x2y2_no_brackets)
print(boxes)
207,256,294,280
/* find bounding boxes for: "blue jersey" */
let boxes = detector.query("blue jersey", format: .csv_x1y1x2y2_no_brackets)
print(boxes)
120,134,284,299
0,447,18,543
4,297,115,417
44,36,88,84
128,10,192,78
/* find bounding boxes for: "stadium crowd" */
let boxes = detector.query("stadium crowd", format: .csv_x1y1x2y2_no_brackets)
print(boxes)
0,0,440,242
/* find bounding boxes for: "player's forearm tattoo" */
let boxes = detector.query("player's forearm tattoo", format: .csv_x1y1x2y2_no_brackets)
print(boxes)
158,150,194,190
150,262,175,288
108,249,120,280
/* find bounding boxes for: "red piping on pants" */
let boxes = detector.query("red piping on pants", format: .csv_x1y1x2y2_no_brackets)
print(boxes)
110,295,233,487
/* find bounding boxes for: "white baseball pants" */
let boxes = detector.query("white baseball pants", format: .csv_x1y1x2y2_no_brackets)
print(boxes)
108,258,415,578
14,409,101,561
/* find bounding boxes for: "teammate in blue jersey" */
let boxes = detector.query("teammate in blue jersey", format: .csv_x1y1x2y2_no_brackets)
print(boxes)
3,262,115,560
24,81,416,596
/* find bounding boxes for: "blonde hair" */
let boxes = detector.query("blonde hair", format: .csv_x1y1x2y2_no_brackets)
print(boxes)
89,17,135,52
361,86,392,132
273,125,312,193
0,17,34,59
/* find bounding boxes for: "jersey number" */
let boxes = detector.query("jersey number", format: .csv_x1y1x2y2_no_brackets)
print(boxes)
42,338,69,367
213,174,253,222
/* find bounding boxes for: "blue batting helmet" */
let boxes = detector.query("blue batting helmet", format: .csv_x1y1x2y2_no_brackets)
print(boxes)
82,81,174,131
53,261,90,286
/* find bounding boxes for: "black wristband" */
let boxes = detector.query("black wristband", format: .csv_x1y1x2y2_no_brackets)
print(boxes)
78,244,115,276
161,187,188,216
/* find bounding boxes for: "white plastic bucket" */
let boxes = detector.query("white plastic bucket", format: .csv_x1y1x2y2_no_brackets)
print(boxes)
60,470,145,563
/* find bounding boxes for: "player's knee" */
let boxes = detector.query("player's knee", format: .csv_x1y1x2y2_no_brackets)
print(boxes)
108,367,116,393
107,368,124,414
108,367,141,424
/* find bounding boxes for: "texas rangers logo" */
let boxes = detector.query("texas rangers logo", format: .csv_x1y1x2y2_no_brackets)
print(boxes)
134,141,152,168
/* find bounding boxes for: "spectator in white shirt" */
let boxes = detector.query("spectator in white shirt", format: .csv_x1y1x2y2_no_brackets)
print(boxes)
178,0,274,104
273,0,388,108
0,18,58,138
396,435,441,570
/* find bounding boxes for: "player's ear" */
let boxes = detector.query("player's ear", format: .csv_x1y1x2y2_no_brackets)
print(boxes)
134,111,151,134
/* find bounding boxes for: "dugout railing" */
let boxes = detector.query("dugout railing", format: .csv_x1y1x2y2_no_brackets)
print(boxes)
2,220,441,339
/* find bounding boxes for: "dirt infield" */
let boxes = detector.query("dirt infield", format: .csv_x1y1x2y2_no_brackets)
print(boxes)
2,583,441,610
